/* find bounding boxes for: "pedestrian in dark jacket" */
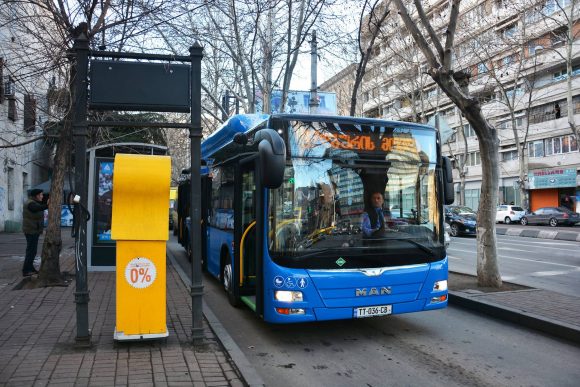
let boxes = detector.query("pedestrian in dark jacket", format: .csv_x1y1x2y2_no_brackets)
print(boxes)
22,189,48,276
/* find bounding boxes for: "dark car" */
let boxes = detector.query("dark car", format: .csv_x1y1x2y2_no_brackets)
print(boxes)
520,207,580,227
444,205,477,237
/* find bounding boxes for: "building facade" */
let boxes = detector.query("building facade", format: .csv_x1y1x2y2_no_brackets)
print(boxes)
0,3,54,232
321,0,580,213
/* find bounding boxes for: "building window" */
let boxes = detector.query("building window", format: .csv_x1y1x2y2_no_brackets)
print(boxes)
528,140,545,158
502,24,517,39
552,65,580,81
465,189,480,212
8,98,17,121
545,134,578,155
7,167,15,210
502,54,515,66
477,62,489,74
461,151,481,166
463,123,476,138
501,150,519,161
23,94,36,132
504,86,525,100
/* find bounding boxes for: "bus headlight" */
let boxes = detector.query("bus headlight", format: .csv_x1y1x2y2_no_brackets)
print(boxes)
275,290,303,302
433,280,447,291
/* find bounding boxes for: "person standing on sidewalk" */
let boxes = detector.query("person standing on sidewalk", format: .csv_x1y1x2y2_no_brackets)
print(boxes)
22,189,48,276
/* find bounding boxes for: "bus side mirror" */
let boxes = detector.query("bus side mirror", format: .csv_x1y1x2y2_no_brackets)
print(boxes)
253,129,286,188
442,156,454,205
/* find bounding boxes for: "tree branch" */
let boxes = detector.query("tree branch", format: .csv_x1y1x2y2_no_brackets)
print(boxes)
443,0,460,71
0,135,45,148
413,0,444,62
393,0,439,69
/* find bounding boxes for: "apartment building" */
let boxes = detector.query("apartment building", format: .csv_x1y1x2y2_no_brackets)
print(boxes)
321,0,580,213
0,4,54,231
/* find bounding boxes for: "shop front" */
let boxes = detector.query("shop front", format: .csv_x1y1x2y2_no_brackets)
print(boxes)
527,168,579,213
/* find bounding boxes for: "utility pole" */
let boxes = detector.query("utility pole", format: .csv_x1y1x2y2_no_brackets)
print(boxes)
72,29,91,346
309,30,319,114
189,42,204,345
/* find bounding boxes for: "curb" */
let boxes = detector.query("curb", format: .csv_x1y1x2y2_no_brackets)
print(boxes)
448,291,580,344
495,227,580,242
166,248,266,387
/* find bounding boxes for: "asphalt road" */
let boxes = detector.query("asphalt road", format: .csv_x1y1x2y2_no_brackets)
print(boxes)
168,237,580,387
448,234,580,296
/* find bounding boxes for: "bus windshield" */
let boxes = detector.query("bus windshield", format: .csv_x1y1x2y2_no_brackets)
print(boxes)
268,119,444,269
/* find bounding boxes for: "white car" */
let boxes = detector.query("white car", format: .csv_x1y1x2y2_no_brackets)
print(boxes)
496,205,526,224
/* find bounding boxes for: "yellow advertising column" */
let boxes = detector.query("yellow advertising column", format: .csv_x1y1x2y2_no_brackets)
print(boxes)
111,154,171,340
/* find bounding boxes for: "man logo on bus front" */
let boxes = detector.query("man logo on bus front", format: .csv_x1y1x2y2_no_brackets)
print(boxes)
356,287,392,296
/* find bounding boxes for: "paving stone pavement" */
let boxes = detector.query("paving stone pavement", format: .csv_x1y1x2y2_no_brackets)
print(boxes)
0,232,245,387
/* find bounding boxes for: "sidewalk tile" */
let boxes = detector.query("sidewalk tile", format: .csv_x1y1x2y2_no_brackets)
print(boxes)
0,232,244,387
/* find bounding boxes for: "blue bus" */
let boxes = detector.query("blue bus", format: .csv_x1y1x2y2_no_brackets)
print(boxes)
178,113,454,323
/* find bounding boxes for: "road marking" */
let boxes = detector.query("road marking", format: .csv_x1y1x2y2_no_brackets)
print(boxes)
451,239,580,253
447,255,462,260
500,268,580,282
530,269,580,277
447,247,579,268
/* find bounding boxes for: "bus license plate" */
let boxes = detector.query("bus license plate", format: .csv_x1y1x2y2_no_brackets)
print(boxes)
354,305,392,318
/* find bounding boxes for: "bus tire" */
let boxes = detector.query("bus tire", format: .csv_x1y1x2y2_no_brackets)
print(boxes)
222,253,240,307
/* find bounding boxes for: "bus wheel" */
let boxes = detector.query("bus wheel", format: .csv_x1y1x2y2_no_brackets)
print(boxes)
223,254,240,307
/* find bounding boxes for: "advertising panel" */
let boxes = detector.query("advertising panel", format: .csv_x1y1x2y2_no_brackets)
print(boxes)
95,160,114,242
528,168,577,189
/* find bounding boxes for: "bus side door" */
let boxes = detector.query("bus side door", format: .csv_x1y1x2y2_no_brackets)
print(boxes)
235,157,261,313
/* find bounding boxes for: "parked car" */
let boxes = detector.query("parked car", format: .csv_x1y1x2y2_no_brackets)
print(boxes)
520,207,580,227
496,204,526,224
444,206,477,237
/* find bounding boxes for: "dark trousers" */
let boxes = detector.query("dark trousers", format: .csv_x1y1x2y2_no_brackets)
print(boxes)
23,233,40,274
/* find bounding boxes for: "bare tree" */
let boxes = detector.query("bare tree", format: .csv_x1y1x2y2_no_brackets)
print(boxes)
350,0,391,116
393,0,501,287
3,0,171,284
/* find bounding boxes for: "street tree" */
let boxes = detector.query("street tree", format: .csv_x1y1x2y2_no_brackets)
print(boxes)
350,0,391,116
458,0,539,210
393,0,502,287
3,0,171,285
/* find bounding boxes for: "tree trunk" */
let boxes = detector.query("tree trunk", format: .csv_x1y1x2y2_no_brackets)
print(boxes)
38,118,71,286
434,72,502,288
475,128,502,287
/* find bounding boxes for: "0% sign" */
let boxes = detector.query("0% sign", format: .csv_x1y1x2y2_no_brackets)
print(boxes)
125,257,157,289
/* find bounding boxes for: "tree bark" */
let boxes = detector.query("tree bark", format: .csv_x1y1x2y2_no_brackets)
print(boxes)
38,115,71,285
393,0,502,287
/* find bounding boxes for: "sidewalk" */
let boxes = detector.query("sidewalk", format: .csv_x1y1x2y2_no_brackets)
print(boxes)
0,232,245,387
496,224,580,242
448,272,580,344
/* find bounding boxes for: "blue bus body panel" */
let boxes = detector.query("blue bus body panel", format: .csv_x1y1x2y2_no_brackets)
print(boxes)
201,114,269,160
206,226,234,278
262,256,448,323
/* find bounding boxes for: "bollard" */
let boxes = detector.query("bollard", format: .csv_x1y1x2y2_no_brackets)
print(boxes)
111,154,171,340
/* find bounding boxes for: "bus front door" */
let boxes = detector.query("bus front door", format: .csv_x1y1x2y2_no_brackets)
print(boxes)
235,158,261,314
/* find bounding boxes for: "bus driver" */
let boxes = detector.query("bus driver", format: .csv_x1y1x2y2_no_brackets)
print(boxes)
361,191,391,238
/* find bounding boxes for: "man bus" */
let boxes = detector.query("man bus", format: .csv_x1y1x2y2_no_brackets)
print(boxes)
178,113,454,323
